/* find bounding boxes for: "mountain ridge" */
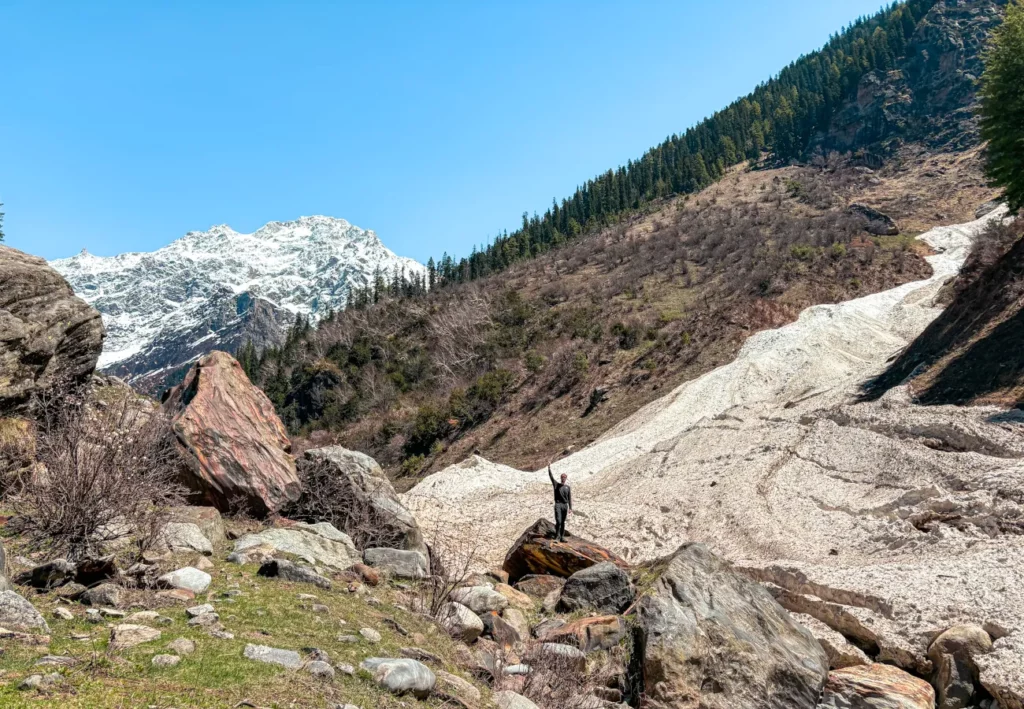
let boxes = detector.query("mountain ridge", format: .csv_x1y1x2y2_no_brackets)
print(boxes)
51,215,424,393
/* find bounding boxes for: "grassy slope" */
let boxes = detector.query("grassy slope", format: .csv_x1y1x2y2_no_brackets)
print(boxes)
0,546,489,708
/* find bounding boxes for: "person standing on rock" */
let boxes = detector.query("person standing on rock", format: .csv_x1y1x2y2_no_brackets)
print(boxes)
547,463,573,542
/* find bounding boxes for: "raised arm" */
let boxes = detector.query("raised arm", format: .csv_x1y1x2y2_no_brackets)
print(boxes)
547,465,555,485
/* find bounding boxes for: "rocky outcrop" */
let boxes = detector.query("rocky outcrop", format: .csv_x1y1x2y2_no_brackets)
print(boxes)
502,519,628,583
161,351,300,517
232,523,359,571
632,543,828,709
291,446,426,554
928,625,993,709
849,204,900,236
0,245,104,414
536,615,626,653
818,664,934,709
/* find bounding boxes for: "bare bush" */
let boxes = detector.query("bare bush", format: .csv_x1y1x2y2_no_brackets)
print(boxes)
493,640,630,709
418,520,483,617
13,385,185,561
282,456,407,550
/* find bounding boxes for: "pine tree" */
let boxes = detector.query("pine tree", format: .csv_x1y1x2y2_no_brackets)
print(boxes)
980,0,1024,214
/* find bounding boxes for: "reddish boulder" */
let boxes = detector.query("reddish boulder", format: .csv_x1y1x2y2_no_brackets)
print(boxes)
502,519,628,583
819,664,935,709
537,615,626,652
162,351,300,517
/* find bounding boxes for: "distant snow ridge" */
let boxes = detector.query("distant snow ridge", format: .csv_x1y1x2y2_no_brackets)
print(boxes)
51,216,424,390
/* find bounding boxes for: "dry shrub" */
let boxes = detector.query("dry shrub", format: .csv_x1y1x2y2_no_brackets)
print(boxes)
494,640,630,709
0,416,35,499
418,520,483,616
282,456,406,550
14,385,185,561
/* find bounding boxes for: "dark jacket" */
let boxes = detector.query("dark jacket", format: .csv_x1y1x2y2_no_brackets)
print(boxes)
548,466,572,508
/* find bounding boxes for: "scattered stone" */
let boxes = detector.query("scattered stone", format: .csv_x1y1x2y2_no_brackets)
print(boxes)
35,655,76,666
186,604,215,618
485,611,522,647
537,642,586,672
819,664,935,708
187,612,220,629
532,617,566,639
243,643,303,669
434,669,482,708
494,583,535,611
557,562,634,615
160,522,214,555
297,593,318,601
0,591,49,631
234,526,358,571
168,505,227,545
337,634,360,643
207,628,235,639
157,567,211,594
161,351,301,516
109,624,162,651
362,547,428,580
450,585,509,615
360,657,436,699
124,610,162,624
17,559,75,589
99,608,126,618
360,627,382,643
85,609,102,623
541,588,560,614
306,660,335,679
493,690,540,709
167,637,196,655
54,582,87,600
257,559,332,589
194,556,214,571
336,662,356,675
401,646,443,665
439,602,484,643
18,674,58,691
311,603,329,614
0,628,52,645
503,519,628,583
52,607,74,621
152,654,181,668
634,543,827,708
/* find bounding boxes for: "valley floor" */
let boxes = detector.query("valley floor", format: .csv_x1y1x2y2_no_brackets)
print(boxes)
403,207,1024,700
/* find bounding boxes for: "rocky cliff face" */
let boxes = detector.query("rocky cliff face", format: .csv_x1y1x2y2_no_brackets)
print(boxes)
814,0,1007,156
0,245,105,414
50,216,425,395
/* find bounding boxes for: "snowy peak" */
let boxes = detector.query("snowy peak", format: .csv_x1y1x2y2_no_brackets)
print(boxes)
51,216,424,392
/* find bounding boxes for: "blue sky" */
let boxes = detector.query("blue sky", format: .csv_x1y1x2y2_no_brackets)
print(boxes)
1,1,887,263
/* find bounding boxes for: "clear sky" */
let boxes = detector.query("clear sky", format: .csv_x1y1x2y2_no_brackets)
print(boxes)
1,1,887,263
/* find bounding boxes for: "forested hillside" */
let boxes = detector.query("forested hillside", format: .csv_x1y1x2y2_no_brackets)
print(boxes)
240,0,1005,481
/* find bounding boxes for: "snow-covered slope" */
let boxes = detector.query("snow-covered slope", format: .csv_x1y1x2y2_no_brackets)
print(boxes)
51,216,424,392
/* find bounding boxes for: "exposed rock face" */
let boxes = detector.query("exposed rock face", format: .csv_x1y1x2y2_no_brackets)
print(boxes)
0,245,104,414
502,519,628,583
814,0,1007,154
928,625,993,709
161,351,300,517
537,615,626,653
633,543,828,709
556,561,635,615
293,446,426,554
818,664,935,709
257,559,332,589
849,203,900,236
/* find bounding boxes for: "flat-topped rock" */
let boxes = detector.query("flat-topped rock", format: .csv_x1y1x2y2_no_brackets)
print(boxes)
502,519,628,583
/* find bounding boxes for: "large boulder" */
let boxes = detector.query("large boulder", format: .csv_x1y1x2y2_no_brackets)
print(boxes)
818,664,935,709
363,547,428,579
0,245,104,415
360,657,436,699
0,590,49,632
927,625,992,709
557,561,635,615
294,446,426,554
502,519,628,583
537,615,626,653
166,506,226,545
233,524,359,572
438,602,484,643
848,203,900,236
632,543,827,709
161,351,300,517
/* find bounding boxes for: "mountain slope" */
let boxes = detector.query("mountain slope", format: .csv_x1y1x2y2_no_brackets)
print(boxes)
51,216,424,393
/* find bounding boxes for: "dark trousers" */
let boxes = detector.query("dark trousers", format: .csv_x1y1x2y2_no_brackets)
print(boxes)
554,503,569,541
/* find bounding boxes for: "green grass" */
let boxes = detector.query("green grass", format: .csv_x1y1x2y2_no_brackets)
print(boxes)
0,552,488,708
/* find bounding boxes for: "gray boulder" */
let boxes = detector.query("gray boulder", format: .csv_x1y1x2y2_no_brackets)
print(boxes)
157,567,211,594
363,547,428,580
928,625,992,709
243,643,303,669
0,245,104,415
80,583,121,608
233,525,358,571
438,601,484,643
0,591,49,631
257,559,332,590
633,543,827,709
449,585,509,615
297,446,426,554
360,657,436,699
557,561,634,615
167,506,226,545
159,522,213,555
17,559,75,589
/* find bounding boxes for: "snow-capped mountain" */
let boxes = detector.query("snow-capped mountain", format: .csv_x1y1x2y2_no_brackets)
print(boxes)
51,216,425,393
